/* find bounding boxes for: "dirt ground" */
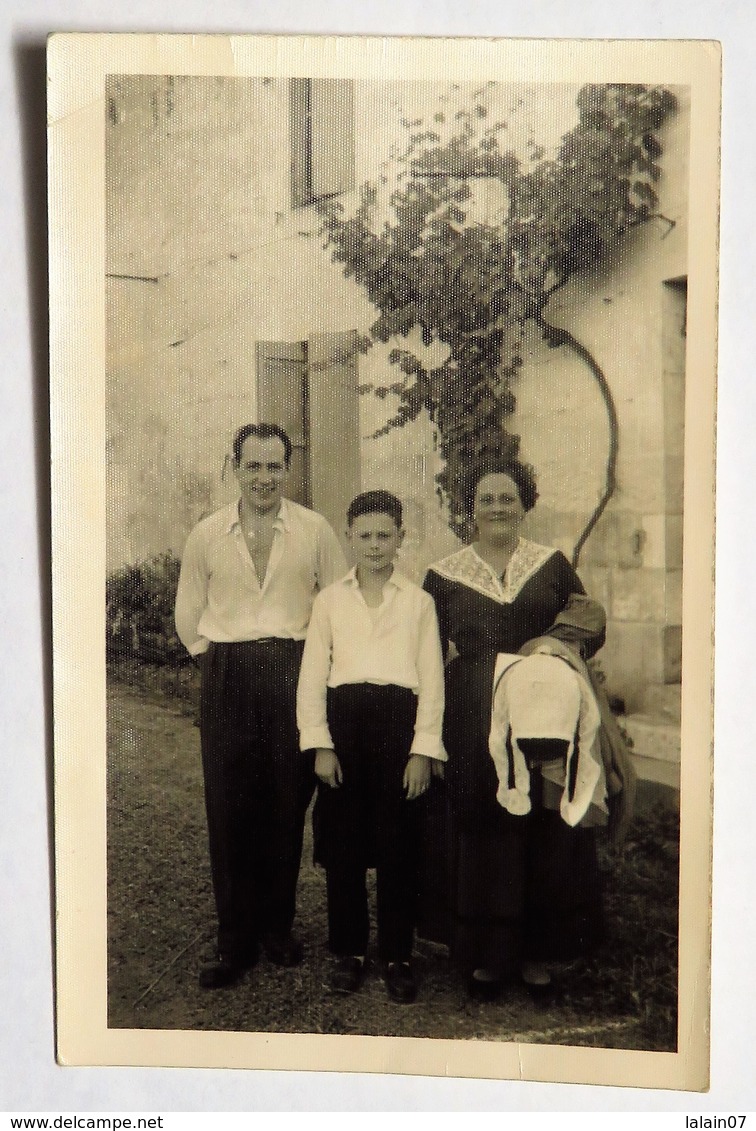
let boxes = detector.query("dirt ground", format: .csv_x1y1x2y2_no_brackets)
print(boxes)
107,681,674,1049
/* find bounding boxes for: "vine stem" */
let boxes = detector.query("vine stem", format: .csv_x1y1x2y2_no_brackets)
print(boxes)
536,315,619,568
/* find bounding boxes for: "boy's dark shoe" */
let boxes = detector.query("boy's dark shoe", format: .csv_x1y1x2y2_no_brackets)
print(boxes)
199,948,258,990
383,961,417,1004
330,956,367,994
466,975,504,1003
263,933,304,968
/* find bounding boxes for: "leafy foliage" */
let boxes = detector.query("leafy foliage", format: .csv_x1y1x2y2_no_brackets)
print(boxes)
106,553,185,665
321,83,677,538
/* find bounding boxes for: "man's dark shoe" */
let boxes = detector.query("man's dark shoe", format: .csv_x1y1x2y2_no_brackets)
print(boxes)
330,956,366,994
262,933,304,968
198,949,257,990
383,961,417,1004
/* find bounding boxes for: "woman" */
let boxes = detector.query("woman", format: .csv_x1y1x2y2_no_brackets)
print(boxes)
423,458,608,1000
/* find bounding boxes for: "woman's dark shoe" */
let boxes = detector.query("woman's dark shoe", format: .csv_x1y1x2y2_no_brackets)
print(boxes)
466,973,504,1002
383,961,418,1004
198,949,258,990
330,956,367,994
263,933,304,968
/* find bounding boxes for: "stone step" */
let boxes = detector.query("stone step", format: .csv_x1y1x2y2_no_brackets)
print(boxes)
619,711,681,789
630,752,681,791
620,713,681,765
637,683,681,723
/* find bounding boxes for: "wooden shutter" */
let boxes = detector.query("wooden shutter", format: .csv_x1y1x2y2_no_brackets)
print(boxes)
289,78,311,209
307,330,360,550
255,340,310,506
310,79,355,200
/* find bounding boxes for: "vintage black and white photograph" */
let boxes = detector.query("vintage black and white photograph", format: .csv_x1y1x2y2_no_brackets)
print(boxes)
49,34,719,1087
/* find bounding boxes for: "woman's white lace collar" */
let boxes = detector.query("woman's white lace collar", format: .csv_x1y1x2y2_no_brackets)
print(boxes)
430,540,557,605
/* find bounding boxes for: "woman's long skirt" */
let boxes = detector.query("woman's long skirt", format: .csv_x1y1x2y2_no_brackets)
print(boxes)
417,653,604,977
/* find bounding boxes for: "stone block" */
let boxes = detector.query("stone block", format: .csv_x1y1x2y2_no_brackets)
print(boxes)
663,415,685,468
665,451,685,515
578,513,610,567
621,714,681,764
665,514,684,569
623,386,666,455
523,509,581,560
577,565,611,613
663,625,682,683
600,622,664,709
551,510,585,550
616,452,666,513
640,512,666,570
662,282,687,375
611,567,667,623
639,683,682,723
580,509,643,569
663,368,686,440
665,569,683,625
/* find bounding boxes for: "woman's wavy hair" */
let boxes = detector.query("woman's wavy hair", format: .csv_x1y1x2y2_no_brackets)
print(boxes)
463,457,539,516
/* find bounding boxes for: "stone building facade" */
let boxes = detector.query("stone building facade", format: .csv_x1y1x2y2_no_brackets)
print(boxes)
106,76,689,783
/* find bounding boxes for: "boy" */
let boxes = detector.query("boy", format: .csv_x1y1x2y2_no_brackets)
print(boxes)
297,491,445,1003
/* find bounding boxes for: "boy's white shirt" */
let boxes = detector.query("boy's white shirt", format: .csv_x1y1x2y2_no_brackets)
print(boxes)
296,567,446,760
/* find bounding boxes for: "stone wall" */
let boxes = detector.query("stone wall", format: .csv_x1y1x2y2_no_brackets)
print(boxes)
509,92,689,707
106,76,689,708
106,75,370,566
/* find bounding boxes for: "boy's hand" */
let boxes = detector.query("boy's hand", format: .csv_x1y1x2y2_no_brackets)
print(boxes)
315,748,342,789
404,754,431,800
431,759,445,780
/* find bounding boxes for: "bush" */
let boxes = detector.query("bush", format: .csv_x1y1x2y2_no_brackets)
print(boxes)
106,553,186,665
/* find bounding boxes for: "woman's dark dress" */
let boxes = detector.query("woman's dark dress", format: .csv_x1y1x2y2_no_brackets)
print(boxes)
421,541,604,978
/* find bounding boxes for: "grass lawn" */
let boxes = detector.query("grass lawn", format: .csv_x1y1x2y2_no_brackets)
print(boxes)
107,672,678,1051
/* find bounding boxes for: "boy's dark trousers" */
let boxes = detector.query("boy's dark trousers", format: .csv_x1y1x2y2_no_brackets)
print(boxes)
199,638,315,961
314,682,421,964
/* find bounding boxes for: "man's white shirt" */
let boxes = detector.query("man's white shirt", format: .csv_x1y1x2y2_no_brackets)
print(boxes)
175,498,347,655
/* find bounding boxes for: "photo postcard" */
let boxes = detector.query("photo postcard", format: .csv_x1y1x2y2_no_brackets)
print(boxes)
48,31,720,1089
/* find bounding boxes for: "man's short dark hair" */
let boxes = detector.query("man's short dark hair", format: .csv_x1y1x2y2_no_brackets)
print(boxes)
347,490,403,529
232,423,293,467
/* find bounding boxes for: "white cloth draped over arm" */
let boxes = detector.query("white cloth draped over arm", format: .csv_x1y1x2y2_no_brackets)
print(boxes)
488,654,532,814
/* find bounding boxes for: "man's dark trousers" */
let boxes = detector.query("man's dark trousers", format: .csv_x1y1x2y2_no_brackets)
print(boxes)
199,638,315,961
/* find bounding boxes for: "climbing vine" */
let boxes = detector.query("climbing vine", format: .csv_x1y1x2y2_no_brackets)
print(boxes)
320,82,677,551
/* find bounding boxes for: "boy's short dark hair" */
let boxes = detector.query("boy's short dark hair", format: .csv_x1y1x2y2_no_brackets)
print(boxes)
347,490,403,529
232,422,293,467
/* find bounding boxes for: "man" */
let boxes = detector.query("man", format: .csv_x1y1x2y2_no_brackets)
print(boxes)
175,423,347,988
